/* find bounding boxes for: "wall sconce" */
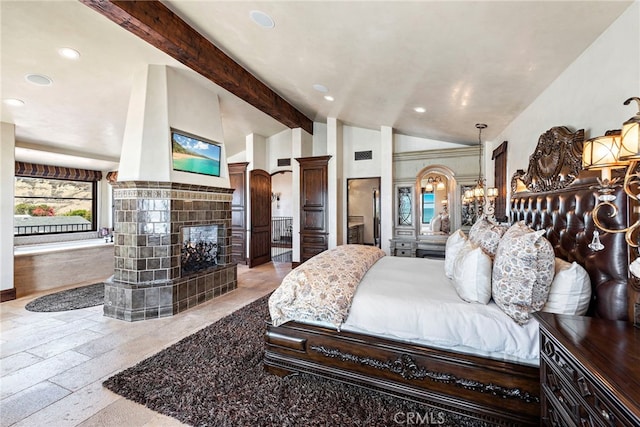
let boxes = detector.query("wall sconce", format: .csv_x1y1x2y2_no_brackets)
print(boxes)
421,176,445,193
583,97,640,250
271,192,281,209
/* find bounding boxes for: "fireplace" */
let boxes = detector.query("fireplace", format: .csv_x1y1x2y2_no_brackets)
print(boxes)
103,182,237,321
181,225,221,274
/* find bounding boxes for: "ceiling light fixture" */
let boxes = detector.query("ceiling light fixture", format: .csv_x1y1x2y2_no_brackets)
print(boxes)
249,10,275,29
313,84,329,93
58,47,80,60
25,73,53,86
463,123,498,221
324,95,335,102
414,107,426,113
3,98,25,107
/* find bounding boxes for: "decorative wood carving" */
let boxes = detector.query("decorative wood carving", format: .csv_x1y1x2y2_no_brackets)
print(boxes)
310,345,539,403
80,0,313,134
511,126,584,193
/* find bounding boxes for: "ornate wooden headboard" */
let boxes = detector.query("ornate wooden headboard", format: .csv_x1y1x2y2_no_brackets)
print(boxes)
510,126,629,321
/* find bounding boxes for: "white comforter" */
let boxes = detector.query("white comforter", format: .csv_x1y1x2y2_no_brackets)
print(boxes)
340,256,540,365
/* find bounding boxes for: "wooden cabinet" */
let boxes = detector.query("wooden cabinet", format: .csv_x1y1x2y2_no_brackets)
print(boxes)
536,312,640,427
297,156,331,263
228,162,248,265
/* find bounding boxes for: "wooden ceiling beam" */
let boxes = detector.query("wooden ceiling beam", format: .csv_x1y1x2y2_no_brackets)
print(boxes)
80,0,313,135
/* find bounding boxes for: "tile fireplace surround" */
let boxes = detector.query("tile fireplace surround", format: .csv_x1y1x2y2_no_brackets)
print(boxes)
104,181,236,321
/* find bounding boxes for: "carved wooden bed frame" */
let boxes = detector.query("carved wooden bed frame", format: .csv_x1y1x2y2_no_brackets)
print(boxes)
264,126,630,426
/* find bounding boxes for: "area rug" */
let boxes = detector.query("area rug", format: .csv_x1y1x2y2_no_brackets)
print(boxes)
103,294,481,427
25,282,104,312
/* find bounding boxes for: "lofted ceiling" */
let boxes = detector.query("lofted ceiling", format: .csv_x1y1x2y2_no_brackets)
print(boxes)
1,1,633,171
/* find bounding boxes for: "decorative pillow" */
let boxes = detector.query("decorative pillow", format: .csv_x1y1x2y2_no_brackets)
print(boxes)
503,221,532,238
430,215,442,233
444,229,467,278
468,217,507,258
543,258,592,315
492,229,555,325
452,240,492,304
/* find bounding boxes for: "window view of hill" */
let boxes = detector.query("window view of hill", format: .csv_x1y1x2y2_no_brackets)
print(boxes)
14,177,94,234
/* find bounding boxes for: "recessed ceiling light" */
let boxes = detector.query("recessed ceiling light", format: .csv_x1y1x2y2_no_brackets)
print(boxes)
3,98,25,107
249,10,275,28
25,73,53,86
58,47,80,60
324,95,335,102
414,107,426,113
313,84,329,93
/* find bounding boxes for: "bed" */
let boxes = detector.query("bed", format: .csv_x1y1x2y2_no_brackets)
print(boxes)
264,126,630,426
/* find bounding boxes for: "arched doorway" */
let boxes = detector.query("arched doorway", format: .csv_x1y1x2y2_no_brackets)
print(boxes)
271,170,293,263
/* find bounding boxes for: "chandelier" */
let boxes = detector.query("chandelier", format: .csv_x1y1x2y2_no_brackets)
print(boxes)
464,123,498,219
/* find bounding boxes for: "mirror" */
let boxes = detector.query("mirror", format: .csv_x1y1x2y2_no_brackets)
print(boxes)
347,177,381,247
414,166,459,237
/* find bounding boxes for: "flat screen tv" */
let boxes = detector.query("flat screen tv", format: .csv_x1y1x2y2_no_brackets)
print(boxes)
171,130,221,177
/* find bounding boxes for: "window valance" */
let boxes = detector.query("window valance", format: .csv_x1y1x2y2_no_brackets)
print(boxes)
15,161,103,182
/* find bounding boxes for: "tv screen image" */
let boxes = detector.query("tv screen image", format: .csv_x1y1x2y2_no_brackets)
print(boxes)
171,130,221,177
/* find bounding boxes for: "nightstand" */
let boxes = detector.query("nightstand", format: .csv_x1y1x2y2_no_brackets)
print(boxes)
535,312,640,426
389,238,416,257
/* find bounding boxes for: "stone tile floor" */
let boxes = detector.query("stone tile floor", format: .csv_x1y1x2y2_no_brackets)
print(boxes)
0,262,290,427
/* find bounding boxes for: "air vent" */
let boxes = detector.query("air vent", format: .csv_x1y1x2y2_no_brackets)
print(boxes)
277,158,291,167
354,150,373,161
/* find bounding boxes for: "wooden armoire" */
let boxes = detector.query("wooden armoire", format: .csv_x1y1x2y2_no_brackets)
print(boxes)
296,155,331,263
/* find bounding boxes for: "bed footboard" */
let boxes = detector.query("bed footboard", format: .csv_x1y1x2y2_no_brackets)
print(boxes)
265,322,540,426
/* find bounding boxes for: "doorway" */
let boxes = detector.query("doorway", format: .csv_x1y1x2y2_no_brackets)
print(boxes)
271,171,293,263
346,177,381,247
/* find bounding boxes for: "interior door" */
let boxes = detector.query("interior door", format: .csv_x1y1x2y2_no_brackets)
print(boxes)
249,169,271,267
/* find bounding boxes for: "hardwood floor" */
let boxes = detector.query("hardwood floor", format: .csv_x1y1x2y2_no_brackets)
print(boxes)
0,262,290,427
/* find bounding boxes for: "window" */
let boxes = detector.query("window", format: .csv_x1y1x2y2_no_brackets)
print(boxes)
422,192,435,223
14,162,100,236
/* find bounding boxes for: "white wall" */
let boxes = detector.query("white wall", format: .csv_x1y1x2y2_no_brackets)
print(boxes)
312,122,328,156
490,2,640,189
1,123,16,293
118,65,230,188
343,126,383,178
395,134,468,153
271,171,293,217
167,67,230,187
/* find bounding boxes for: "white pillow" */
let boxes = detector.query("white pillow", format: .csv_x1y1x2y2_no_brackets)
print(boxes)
444,229,467,278
452,240,492,304
430,215,442,232
543,258,592,315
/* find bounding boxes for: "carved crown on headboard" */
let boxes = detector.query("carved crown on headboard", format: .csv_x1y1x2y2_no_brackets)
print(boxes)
511,126,585,193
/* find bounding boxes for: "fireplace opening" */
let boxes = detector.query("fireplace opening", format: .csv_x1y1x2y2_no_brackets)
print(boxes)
181,224,221,275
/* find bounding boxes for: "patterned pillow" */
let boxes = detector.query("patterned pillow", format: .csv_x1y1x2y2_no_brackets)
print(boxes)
492,229,555,325
468,217,508,258
503,221,532,238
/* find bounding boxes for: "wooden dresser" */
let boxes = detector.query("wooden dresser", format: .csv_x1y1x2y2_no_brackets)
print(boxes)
536,312,640,426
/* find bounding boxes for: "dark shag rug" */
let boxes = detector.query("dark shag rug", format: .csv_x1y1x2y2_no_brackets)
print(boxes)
25,282,104,312
103,294,483,427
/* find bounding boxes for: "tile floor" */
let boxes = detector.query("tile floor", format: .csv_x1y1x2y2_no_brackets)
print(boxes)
0,262,291,427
